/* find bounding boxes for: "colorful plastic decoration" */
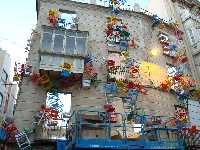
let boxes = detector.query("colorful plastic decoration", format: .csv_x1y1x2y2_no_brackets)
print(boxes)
128,82,147,95
107,16,120,26
107,59,115,67
176,91,189,101
61,70,71,77
152,15,161,28
119,40,129,51
13,73,21,81
104,104,115,112
127,89,138,103
39,105,61,120
160,81,170,91
174,105,188,123
159,23,166,29
105,83,118,94
173,54,188,64
129,37,136,48
173,28,184,41
104,103,118,123
190,125,198,135
60,63,72,72
110,0,126,15
48,9,58,27
84,63,96,78
60,62,73,77
129,66,139,77
29,72,40,83
38,74,50,86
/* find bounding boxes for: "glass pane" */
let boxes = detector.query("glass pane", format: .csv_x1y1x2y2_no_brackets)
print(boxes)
66,30,76,36
66,36,75,54
43,27,53,33
41,33,53,50
55,29,65,35
73,59,83,73
77,31,88,37
76,37,86,55
53,34,64,53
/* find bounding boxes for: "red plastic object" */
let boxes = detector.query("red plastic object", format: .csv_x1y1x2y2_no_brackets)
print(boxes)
108,113,117,123
104,104,115,112
107,60,115,66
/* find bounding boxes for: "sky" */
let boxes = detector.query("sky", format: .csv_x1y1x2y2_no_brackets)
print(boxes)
0,0,150,64
0,0,37,63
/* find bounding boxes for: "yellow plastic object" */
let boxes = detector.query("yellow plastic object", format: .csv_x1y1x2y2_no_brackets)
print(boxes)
127,132,140,140
13,74,20,81
39,74,50,85
48,8,58,17
60,63,73,72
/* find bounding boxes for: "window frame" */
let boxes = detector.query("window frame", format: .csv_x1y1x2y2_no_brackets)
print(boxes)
1,69,8,83
40,26,88,57
0,92,3,107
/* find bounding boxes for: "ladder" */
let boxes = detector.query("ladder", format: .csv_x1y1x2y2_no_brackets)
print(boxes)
15,132,31,150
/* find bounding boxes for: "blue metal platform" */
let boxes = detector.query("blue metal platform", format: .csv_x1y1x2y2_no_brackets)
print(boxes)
62,109,185,150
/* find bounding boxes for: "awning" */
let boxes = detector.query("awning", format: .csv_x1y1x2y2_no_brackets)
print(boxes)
40,55,84,73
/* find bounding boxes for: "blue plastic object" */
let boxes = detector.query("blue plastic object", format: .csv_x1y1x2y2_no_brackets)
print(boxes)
0,127,7,141
57,139,67,150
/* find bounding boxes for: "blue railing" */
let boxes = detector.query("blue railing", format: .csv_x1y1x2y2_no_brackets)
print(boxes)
67,109,184,149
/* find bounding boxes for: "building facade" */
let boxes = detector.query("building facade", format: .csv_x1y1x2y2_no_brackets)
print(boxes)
0,50,17,119
10,0,199,149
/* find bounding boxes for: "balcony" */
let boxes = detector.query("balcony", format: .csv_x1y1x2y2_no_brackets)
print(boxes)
40,25,88,57
39,26,88,73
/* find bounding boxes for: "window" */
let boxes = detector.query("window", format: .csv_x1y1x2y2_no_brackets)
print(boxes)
45,92,71,139
41,26,88,56
41,27,53,51
187,29,196,45
0,93,3,107
1,69,8,83
53,30,65,53
57,10,77,29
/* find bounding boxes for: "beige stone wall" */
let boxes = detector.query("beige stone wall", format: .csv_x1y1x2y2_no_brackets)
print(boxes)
14,0,182,139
